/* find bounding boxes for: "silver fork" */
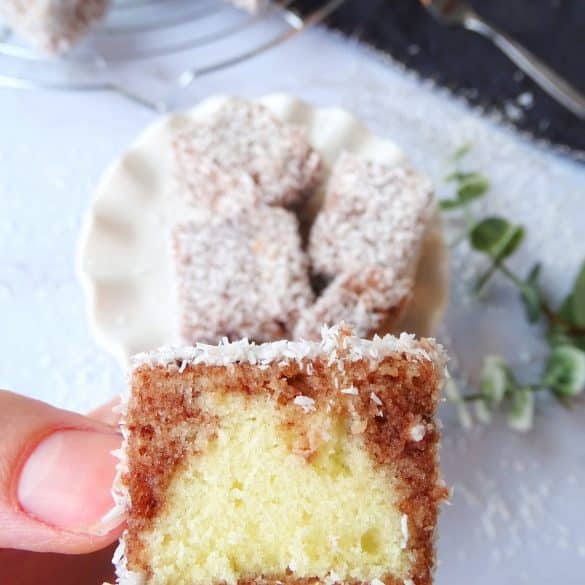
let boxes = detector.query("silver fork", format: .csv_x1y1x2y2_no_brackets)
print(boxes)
421,0,585,118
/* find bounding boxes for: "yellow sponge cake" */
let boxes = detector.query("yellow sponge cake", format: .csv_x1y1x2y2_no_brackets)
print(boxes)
112,325,447,585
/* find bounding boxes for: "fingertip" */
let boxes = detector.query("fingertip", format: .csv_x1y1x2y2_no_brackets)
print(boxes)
18,430,123,539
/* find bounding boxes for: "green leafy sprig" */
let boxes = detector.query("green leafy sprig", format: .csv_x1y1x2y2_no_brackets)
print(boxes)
441,145,585,430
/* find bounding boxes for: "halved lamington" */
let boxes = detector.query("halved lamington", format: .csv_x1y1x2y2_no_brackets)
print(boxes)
173,98,323,211
304,153,435,336
112,324,448,585
172,206,313,344
295,267,413,341
0,0,110,53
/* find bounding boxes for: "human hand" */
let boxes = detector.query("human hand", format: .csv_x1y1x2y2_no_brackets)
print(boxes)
0,389,123,554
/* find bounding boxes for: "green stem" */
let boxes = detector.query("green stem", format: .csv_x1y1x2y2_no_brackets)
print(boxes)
462,383,547,404
463,206,474,227
496,263,524,288
525,383,548,392
542,304,585,336
497,263,585,335
474,262,499,294
462,393,484,402
449,209,477,249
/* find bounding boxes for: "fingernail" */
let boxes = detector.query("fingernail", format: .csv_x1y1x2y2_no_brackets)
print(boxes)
18,429,121,535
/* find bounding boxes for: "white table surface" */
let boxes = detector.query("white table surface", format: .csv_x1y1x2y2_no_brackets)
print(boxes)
0,14,584,584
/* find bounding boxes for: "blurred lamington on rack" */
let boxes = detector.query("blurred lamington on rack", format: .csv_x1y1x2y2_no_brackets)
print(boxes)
0,0,110,54
0,0,268,55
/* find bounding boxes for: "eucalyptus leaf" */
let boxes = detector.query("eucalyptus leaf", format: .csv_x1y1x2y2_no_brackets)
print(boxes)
571,335,585,352
450,142,472,163
506,387,534,432
470,217,509,252
446,171,480,183
543,345,585,397
470,217,525,262
439,198,465,211
474,399,493,424
571,262,585,326
445,171,468,182
547,328,573,348
557,293,574,325
526,262,542,285
499,226,525,260
444,378,473,429
480,355,509,404
549,331,585,351
457,174,489,202
441,171,488,210
520,284,541,323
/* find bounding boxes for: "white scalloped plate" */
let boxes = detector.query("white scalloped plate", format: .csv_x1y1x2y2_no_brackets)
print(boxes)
77,94,449,364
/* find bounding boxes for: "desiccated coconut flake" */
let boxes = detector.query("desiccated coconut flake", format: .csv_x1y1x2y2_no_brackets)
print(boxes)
325,572,342,585
409,423,426,442
401,514,409,549
293,395,316,412
131,324,445,373
370,392,383,406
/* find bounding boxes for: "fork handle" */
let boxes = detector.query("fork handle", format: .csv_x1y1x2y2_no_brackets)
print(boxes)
463,13,585,119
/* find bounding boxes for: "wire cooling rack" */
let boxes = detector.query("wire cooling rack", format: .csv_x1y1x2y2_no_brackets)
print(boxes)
0,0,348,110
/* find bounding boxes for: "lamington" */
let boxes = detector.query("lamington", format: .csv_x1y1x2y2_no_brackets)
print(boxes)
0,0,110,53
304,153,434,336
111,324,448,585
171,206,313,344
173,98,323,211
294,267,413,341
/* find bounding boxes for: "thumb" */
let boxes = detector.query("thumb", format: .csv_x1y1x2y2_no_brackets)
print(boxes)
0,389,123,553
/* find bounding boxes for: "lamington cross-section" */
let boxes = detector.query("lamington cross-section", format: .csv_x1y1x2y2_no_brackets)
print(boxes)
112,325,448,585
